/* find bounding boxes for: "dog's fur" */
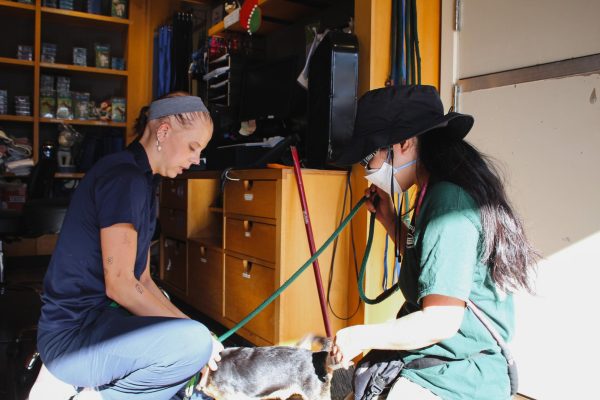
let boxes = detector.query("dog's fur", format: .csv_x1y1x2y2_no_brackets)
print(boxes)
201,337,337,400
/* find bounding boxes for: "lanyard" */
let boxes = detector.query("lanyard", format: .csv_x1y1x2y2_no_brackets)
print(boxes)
383,180,429,290
415,180,428,217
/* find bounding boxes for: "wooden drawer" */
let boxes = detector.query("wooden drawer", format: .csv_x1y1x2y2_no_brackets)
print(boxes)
160,207,187,241
162,238,187,294
225,217,276,263
224,255,275,343
188,242,223,319
225,179,277,219
161,179,187,210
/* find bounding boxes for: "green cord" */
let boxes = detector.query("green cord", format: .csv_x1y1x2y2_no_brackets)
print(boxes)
357,212,402,304
411,0,421,85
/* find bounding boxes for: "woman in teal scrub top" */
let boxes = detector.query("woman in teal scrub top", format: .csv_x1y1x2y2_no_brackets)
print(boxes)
332,85,538,400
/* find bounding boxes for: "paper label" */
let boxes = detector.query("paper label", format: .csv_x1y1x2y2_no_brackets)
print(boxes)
224,8,240,29
244,193,254,201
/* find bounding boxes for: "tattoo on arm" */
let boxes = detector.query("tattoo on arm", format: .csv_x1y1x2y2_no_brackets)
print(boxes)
107,256,113,264
135,283,144,295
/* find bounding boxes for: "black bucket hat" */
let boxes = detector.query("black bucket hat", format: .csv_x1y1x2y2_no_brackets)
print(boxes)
334,85,474,166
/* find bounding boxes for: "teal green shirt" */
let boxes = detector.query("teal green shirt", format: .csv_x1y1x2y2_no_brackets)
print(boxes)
398,181,514,400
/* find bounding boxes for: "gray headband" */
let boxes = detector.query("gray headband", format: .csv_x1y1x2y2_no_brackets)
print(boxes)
148,96,208,120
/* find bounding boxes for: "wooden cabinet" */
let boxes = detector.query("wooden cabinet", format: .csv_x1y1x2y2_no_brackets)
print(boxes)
159,171,222,300
160,168,352,346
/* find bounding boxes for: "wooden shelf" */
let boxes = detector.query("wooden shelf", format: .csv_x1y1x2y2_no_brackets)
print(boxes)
0,114,34,122
0,57,35,68
0,0,35,13
40,62,128,77
1,172,28,178
41,6,131,27
208,0,322,36
40,118,127,127
55,172,84,179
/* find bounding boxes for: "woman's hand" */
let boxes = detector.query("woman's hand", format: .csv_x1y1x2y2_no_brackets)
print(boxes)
197,337,224,391
365,185,395,232
331,325,368,369
206,336,224,371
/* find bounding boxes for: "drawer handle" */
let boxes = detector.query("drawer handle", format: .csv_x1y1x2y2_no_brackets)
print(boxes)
176,186,185,198
166,258,172,271
243,180,254,191
243,221,253,237
242,260,252,279
199,246,207,263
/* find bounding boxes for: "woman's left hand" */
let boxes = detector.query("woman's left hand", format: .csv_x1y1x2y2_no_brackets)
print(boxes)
331,326,367,369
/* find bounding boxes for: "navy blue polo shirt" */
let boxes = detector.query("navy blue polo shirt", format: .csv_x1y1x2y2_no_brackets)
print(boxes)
38,141,158,348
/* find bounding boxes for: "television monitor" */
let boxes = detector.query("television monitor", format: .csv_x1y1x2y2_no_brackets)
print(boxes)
238,56,301,122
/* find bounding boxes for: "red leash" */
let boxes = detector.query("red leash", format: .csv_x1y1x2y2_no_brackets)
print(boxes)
290,146,332,337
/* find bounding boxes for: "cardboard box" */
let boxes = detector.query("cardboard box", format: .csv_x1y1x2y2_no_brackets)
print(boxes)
36,234,58,255
4,234,58,257
0,182,27,211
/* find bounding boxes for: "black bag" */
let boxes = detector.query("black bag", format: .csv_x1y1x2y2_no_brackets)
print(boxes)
353,350,452,400
352,350,405,400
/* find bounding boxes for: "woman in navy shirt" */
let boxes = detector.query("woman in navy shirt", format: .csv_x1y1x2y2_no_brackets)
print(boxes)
34,93,221,400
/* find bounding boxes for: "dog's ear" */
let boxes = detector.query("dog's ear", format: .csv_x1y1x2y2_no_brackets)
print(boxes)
295,334,316,350
315,336,332,352
295,334,332,351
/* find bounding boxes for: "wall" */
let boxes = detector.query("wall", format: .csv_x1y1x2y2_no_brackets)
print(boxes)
440,0,600,397
351,0,441,326
461,74,600,399
126,0,151,142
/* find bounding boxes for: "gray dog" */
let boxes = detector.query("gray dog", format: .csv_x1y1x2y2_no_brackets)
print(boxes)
201,337,338,400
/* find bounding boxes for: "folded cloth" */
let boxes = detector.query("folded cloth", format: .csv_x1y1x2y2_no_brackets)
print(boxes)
5,158,34,170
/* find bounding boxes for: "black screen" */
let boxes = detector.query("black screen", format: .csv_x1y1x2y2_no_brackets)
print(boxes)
239,56,299,121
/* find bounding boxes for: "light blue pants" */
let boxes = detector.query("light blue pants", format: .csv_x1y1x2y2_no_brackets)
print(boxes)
40,306,212,400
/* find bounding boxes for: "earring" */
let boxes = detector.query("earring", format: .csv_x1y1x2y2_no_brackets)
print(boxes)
156,139,162,152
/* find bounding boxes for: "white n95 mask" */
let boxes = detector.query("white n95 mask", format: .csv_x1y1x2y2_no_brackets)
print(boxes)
365,159,417,196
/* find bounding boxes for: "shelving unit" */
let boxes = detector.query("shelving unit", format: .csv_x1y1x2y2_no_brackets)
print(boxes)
0,0,134,174
0,115,34,123
41,6,132,27
0,0,35,13
39,117,127,127
40,62,128,77
0,57,35,68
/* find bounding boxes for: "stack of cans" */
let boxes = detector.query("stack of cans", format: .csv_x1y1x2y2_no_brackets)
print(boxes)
59,0,74,10
42,43,57,63
14,96,31,116
0,90,7,115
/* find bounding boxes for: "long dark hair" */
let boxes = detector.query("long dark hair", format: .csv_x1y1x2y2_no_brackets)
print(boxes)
417,131,538,293
133,91,212,138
